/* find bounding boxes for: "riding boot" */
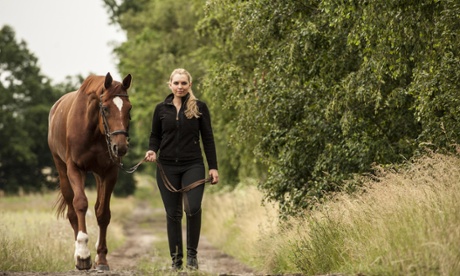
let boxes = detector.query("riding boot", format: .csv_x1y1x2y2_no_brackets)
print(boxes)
186,208,201,270
166,214,183,270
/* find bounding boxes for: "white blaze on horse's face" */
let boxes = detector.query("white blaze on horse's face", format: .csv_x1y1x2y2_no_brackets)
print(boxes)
113,96,123,113
74,231,91,262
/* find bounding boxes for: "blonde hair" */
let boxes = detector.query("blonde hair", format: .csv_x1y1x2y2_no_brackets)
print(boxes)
169,68,201,119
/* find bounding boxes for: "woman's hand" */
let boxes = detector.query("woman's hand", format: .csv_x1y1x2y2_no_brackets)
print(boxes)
145,150,157,162
209,169,219,184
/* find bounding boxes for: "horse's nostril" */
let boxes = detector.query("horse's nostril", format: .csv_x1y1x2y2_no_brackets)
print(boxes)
118,147,128,156
112,145,118,155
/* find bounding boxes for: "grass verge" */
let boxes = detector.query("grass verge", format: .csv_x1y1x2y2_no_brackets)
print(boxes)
0,190,133,271
202,153,460,275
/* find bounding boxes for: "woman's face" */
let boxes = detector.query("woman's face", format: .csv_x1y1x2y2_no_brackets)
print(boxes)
169,73,192,98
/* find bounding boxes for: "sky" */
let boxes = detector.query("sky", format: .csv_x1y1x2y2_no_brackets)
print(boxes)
0,0,126,84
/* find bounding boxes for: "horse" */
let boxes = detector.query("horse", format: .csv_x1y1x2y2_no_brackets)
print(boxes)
48,72,132,270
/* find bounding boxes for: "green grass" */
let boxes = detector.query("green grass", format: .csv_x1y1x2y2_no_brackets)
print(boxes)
201,179,288,273
0,211,71,271
0,189,132,272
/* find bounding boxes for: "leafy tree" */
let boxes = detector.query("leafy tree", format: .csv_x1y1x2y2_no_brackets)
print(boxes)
198,0,459,215
407,0,460,149
102,0,250,184
196,0,267,182
104,0,460,216
0,25,60,193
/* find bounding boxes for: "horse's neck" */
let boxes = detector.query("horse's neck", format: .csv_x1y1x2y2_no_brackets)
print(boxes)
74,91,102,139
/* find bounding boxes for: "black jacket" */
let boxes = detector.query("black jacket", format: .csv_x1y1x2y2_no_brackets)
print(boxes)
148,93,218,170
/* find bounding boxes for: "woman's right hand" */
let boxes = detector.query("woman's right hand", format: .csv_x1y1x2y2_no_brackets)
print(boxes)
145,150,157,162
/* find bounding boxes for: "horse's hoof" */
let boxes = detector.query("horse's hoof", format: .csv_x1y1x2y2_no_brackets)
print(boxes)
95,264,110,271
75,256,92,270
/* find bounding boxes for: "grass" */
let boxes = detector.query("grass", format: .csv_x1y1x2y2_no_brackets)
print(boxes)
0,189,133,272
201,153,460,275
290,153,460,275
3,153,460,275
201,179,288,273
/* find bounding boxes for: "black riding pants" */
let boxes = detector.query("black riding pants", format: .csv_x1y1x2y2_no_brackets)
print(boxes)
156,161,205,263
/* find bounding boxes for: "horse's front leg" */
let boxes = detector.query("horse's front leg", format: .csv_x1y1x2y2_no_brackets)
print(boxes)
93,173,116,271
67,164,92,270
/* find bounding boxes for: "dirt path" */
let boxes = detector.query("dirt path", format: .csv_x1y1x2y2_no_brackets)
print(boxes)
102,199,255,275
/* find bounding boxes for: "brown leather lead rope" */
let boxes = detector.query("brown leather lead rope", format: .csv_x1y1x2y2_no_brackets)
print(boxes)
156,161,213,193
118,157,147,173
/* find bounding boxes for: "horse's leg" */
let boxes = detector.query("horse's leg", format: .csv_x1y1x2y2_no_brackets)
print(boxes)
67,162,92,270
52,156,79,237
93,172,116,271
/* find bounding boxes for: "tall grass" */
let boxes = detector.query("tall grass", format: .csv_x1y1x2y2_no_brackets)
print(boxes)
201,179,289,272
294,153,460,275
202,153,460,275
5,153,458,274
0,190,133,272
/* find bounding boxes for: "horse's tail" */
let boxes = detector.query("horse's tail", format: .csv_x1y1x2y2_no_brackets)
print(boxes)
54,191,67,219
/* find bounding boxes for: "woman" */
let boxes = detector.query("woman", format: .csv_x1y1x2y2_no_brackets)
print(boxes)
145,68,219,270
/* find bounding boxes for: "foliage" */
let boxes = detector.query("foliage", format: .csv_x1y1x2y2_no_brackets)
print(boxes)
104,0,460,215
196,0,460,215
0,25,60,193
103,0,254,184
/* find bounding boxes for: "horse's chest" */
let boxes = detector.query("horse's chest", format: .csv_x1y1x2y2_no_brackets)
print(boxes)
72,143,112,170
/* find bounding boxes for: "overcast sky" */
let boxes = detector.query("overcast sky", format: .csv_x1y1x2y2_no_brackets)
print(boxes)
0,0,126,84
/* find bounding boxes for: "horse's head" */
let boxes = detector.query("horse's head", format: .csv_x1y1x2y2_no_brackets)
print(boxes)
99,73,133,158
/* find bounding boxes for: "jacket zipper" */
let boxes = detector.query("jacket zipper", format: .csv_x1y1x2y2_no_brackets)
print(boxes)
175,112,180,162
168,95,188,163
175,100,187,162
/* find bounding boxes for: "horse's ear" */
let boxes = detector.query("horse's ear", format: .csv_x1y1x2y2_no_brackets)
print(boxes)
104,72,113,89
122,74,132,90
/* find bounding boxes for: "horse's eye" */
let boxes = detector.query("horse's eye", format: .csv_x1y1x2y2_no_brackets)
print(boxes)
102,106,109,114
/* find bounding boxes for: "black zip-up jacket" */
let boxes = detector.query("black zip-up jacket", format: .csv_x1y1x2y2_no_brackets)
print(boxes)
148,93,218,170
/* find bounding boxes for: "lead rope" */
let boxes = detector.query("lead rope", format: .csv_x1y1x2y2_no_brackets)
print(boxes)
156,161,212,193
116,158,212,193
118,157,146,174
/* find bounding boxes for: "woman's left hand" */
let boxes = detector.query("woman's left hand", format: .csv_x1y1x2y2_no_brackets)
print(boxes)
209,169,219,184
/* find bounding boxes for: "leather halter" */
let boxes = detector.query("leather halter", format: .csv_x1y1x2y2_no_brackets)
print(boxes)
99,94,130,163
98,93,145,174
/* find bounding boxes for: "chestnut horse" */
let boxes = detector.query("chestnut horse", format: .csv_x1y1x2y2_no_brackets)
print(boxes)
48,73,132,270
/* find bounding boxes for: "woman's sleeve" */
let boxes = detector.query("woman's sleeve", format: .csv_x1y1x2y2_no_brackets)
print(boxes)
199,102,218,170
148,104,162,152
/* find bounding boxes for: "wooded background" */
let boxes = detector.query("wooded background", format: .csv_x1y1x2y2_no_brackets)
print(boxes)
1,0,459,216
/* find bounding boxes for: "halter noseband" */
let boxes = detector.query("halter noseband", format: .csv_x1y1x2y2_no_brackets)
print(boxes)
100,94,130,162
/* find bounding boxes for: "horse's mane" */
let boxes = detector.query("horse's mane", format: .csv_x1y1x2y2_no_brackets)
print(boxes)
78,74,127,99
79,75,106,96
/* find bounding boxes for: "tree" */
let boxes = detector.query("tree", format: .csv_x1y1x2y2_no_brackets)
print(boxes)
104,0,460,216
198,0,458,215
0,25,60,193
102,0,249,183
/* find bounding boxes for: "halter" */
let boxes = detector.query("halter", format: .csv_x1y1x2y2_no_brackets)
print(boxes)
99,94,130,163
